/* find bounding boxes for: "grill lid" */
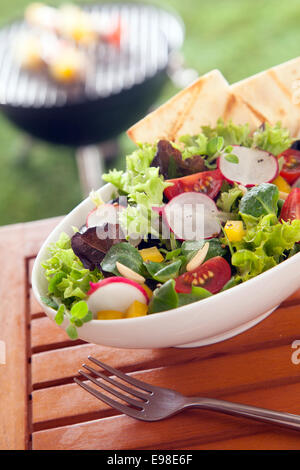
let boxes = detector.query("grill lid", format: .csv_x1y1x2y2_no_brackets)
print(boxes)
0,4,184,109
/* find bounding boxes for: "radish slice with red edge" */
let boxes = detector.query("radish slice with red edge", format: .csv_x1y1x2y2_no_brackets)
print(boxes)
87,277,149,316
152,206,164,216
86,204,121,228
218,146,278,187
162,192,221,240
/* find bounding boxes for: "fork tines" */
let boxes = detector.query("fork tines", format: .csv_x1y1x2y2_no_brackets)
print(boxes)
74,356,152,418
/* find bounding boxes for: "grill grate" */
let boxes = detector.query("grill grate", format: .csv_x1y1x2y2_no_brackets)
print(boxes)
0,4,184,109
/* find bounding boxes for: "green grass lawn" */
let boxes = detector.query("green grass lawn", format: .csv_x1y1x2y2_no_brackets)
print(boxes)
1,0,300,225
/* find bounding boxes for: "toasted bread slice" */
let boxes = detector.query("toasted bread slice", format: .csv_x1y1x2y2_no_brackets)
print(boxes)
127,69,260,144
231,57,300,136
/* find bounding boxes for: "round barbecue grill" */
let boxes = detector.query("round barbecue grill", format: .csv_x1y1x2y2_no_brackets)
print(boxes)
0,3,185,147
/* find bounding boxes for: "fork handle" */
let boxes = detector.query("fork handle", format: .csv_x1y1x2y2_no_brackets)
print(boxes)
186,397,300,431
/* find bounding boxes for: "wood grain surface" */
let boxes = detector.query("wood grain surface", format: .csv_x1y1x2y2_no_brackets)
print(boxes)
0,217,299,450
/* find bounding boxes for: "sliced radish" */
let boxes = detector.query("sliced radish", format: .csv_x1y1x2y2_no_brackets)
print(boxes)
87,277,149,315
86,204,121,228
218,146,278,187
162,192,221,240
152,205,164,216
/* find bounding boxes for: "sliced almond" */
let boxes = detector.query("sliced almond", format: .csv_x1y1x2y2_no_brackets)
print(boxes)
116,262,145,284
186,242,210,272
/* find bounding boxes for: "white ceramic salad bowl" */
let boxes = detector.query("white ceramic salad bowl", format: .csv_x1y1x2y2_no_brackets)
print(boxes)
32,182,300,349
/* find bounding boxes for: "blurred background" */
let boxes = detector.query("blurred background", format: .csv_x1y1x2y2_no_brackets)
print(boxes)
1,0,300,226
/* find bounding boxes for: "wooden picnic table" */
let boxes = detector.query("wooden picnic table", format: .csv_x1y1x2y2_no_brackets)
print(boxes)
0,217,300,451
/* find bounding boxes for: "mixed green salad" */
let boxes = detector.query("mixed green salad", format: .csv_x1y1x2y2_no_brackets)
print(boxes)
42,119,300,339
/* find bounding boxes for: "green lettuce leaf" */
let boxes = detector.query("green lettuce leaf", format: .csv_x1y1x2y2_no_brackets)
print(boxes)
179,134,208,160
178,132,234,169
103,145,170,239
42,232,103,310
126,143,157,173
229,215,300,280
201,119,252,147
252,122,292,156
216,185,244,213
201,119,291,156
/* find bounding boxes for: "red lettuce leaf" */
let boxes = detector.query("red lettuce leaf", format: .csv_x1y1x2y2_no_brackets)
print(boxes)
71,224,125,271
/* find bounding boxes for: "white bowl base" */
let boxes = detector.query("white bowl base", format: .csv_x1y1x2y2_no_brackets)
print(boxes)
175,306,278,348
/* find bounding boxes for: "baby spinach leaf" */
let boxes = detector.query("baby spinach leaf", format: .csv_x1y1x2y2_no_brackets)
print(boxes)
148,281,213,313
181,239,227,262
181,240,205,255
41,296,59,310
101,242,145,276
163,248,182,260
177,286,212,306
144,260,182,282
221,276,243,291
148,279,178,314
239,183,279,218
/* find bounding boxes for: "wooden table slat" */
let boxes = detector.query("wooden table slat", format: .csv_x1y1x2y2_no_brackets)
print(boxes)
0,224,30,450
31,316,84,351
32,382,300,450
31,303,299,387
31,343,299,426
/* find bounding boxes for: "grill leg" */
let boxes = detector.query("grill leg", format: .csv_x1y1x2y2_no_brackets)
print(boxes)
75,145,106,197
76,140,120,196
13,135,34,166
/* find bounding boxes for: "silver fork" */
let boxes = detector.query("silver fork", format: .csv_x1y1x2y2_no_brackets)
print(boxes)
74,356,300,431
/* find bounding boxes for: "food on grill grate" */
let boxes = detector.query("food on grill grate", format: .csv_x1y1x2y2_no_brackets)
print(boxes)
25,2,122,47
15,31,88,84
15,33,45,72
15,3,125,85
48,42,88,84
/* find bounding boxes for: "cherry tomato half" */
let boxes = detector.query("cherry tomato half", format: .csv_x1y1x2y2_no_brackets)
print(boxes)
164,169,223,201
279,149,300,184
280,188,300,222
175,256,231,294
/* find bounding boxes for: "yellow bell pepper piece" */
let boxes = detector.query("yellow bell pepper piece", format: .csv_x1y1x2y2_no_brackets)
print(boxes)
125,301,148,318
141,284,153,299
272,175,291,194
139,247,164,263
97,310,125,320
224,220,246,242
